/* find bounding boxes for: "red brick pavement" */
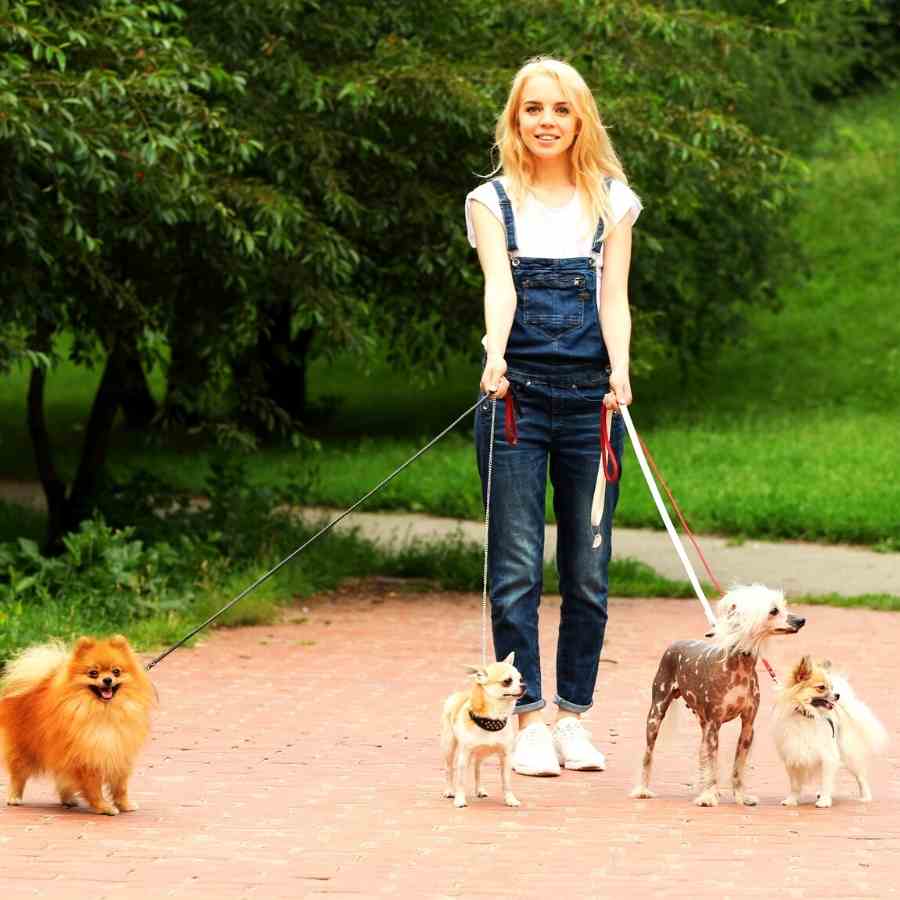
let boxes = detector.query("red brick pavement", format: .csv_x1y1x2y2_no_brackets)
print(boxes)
1,582,897,899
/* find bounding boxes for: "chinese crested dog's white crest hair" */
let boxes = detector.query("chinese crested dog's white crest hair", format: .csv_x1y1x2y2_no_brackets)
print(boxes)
708,584,792,656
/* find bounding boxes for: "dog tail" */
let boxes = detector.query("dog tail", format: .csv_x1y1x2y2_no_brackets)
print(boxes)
832,674,889,754
0,641,68,699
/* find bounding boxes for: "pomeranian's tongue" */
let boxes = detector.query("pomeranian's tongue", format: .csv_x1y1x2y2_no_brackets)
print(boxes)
101,687,114,700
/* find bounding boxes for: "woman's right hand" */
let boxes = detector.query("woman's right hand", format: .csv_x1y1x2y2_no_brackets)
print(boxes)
480,354,510,399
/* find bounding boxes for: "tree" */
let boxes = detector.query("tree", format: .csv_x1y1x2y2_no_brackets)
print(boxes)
0,1,301,547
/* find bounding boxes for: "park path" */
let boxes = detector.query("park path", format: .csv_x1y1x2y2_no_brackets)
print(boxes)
4,481,899,597
1,580,898,898
292,507,900,599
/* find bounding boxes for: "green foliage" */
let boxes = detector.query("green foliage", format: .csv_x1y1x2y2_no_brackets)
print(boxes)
0,518,187,618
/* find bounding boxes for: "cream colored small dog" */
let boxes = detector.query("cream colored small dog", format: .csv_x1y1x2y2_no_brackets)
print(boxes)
772,655,888,807
441,652,524,808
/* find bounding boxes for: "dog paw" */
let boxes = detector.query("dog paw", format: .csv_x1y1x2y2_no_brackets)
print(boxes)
694,790,719,807
781,796,799,807
629,786,655,800
92,803,120,816
453,796,467,809
116,800,139,812
476,789,489,799
6,796,22,806
815,795,832,808
442,789,454,799
859,793,873,803
59,797,79,808
504,793,521,807
736,793,758,807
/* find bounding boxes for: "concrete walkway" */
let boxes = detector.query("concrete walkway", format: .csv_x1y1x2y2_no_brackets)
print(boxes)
295,507,900,598
1,583,897,898
4,477,897,596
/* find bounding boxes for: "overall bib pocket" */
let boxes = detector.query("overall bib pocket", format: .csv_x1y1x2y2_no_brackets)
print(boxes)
519,272,589,339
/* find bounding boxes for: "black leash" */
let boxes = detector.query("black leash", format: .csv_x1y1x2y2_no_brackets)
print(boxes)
145,395,487,671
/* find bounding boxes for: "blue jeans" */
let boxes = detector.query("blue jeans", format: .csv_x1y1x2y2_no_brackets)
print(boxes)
474,370,624,713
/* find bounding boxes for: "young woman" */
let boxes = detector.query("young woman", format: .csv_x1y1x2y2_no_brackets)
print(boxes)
467,57,641,776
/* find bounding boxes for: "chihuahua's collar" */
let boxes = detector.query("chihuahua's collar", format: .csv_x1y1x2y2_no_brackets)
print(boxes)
469,710,508,732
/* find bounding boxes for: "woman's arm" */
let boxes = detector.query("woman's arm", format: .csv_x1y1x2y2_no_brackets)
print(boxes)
598,219,634,409
470,199,517,398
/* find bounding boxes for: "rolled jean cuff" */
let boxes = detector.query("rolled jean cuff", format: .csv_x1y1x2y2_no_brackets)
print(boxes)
555,694,592,714
515,698,546,714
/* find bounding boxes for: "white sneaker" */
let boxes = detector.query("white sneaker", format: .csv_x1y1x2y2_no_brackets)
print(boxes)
552,718,606,771
512,723,561,776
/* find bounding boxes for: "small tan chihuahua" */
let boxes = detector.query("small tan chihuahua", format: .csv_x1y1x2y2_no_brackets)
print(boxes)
441,652,525,808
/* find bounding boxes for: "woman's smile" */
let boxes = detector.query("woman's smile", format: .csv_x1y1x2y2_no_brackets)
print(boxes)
518,75,579,158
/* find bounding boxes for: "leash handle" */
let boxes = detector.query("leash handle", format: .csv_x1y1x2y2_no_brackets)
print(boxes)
600,406,620,482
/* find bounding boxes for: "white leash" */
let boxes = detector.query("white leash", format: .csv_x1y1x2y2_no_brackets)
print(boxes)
481,398,497,666
618,404,716,628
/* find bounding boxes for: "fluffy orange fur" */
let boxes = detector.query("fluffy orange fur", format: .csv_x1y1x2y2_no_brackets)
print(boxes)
0,635,155,815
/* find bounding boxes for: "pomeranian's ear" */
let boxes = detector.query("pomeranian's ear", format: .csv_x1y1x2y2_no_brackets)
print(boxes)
502,651,515,665
73,636,96,655
820,658,832,670
464,665,488,684
791,655,814,685
109,634,130,649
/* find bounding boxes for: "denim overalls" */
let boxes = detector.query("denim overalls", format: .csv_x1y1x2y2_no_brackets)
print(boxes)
474,179,624,714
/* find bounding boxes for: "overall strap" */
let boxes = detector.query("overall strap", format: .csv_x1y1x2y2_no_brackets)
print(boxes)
491,180,519,253
591,175,615,254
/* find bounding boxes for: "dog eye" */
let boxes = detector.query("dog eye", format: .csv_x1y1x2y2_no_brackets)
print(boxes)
769,608,779,617
88,670,99,679
112,668,121,677
502,678,513,687
816,684,826,691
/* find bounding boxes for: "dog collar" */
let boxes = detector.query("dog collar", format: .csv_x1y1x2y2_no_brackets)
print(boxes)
469,710,508,731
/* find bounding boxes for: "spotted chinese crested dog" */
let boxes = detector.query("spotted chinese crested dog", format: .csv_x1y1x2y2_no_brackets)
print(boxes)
631,585,805,807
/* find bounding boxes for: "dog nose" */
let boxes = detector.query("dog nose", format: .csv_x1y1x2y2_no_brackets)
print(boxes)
103,677,113,686
833,693,840,702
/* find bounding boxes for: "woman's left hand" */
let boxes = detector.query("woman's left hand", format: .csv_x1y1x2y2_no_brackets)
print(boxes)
604,366,632,411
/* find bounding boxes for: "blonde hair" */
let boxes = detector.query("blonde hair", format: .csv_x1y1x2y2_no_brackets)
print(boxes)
492,57,628,239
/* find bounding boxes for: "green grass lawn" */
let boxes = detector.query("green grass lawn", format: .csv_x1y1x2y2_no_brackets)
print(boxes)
1,85,899,548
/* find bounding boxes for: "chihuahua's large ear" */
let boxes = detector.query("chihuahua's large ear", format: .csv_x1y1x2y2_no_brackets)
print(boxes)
790,655,814,685
502,651,515,665
464,665,488,684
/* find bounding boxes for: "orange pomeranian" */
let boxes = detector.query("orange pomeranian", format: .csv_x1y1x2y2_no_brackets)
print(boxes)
0,635,155,815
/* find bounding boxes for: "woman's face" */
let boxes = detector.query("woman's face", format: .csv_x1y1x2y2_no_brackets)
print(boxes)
517,75,580,160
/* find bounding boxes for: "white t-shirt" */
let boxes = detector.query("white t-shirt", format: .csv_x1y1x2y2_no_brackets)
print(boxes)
465,176,642,269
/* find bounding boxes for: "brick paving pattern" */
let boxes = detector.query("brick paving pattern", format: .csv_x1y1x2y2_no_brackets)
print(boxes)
1,581,897,898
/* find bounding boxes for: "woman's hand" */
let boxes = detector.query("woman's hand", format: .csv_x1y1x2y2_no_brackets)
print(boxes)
481,354,510,399
604,365,632,410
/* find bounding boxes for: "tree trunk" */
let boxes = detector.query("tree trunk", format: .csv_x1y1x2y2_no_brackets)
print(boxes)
27,323,70,552
118,337,156,429
257,303,314,421
30,338,132,552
